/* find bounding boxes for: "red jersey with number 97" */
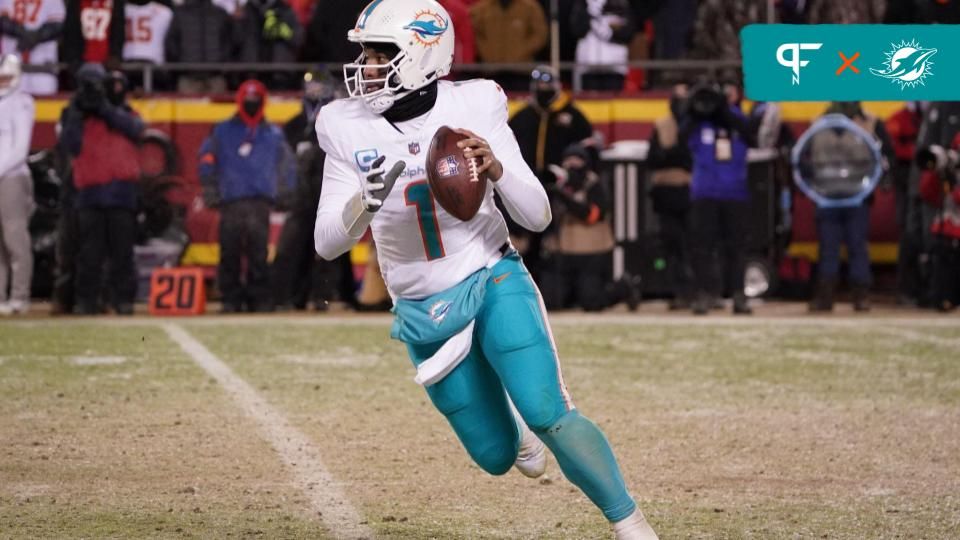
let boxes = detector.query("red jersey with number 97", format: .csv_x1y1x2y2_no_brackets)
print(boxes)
79,0,114,63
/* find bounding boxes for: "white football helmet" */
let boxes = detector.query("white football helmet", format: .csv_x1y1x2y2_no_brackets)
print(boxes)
344,0,455,114
0,55,22,99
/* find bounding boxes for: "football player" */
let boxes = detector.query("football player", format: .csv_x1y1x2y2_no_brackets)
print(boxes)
313,1,657,538
0,54,35,316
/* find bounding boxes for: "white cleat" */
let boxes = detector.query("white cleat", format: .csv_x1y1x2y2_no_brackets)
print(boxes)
612,509,659,540
514,423,547,478
0,300,29,316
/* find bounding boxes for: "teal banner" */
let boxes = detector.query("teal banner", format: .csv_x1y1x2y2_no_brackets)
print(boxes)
741,24,959,101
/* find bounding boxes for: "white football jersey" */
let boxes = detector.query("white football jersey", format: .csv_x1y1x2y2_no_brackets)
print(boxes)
0,90,35,178
315,79,549,300
0,0,65,95
123,1,172,64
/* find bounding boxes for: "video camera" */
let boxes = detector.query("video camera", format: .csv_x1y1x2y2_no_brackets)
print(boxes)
686,82,726,121
916,145,960,187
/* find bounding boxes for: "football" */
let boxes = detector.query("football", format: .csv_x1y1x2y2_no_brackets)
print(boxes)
426,126,487,221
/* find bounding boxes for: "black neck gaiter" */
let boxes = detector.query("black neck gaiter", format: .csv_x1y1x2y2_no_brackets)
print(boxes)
383,81,438,123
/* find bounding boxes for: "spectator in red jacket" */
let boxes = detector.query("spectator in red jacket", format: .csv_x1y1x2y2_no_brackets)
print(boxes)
58,63,145,315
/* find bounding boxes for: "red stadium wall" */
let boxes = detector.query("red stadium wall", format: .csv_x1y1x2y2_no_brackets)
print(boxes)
31,97,906,266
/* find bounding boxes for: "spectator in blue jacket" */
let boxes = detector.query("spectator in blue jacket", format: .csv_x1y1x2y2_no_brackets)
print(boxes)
683,81,756,315
199,79,295,313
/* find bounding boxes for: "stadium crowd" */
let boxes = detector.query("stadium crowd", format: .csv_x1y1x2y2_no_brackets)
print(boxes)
1,0,959,316
2,0,958,94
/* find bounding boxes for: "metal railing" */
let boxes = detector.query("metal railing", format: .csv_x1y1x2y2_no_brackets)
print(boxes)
22,59,743,94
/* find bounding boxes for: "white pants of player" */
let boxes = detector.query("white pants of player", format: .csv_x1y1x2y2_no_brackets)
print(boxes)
0,172,35,303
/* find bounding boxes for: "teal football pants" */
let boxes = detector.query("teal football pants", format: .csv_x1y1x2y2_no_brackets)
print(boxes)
406,253,637,522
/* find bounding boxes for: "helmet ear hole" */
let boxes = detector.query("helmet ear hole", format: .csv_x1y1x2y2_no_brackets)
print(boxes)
419,48,433,70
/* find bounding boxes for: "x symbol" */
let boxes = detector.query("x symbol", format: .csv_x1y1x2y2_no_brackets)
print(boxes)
836,51,860,75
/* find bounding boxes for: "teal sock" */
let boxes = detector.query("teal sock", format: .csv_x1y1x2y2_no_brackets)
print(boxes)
535,409,637,522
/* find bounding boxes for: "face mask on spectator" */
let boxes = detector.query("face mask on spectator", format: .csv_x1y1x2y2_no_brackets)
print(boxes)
535,88,557,109
236,79,268,128
243,98,264,118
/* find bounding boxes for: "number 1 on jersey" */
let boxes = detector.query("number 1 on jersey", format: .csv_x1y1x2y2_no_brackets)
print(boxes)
404,181,446,261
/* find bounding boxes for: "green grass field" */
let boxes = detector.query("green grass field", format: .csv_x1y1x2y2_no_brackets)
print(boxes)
1,315,958,539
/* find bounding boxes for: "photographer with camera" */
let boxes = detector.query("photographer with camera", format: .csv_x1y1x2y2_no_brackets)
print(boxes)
917,134,960,311
58,63,145,315
541,143,639,312
683,80,756,315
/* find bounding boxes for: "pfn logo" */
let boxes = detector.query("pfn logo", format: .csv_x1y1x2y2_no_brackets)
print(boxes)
776,43,823,85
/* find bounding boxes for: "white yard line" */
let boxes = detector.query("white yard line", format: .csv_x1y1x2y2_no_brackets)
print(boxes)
162,324,373,540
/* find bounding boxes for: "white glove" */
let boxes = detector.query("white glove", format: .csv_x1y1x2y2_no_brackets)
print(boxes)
362,156,405,212
342,156,407,238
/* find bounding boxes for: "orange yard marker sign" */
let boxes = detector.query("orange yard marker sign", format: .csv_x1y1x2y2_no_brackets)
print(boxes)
148,267,206,316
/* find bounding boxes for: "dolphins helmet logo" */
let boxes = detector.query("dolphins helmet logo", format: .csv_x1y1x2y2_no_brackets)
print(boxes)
404,10,448,47
870,39,937,90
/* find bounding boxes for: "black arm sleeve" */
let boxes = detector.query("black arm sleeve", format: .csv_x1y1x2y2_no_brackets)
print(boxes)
108,0,126,60
569,0,590,40
33,21,63,43
0,15,26,38
164,13,181,62
61,1,82,66
58,105,85,157
100,105,146,142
